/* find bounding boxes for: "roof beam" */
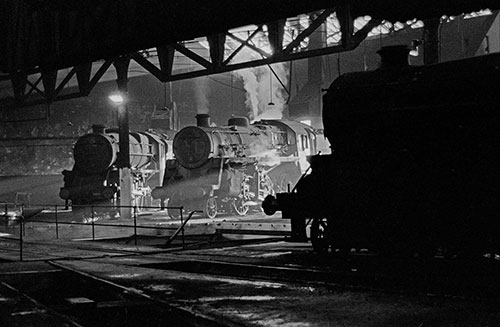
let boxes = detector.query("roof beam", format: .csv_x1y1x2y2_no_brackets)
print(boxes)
2,2,498,107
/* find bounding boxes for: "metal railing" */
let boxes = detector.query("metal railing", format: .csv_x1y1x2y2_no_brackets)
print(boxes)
0,202,203,261
166,210,203,246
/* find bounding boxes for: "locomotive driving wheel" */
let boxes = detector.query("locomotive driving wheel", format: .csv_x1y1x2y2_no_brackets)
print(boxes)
310,217,332,253
232,197,249,216
204,196,218,219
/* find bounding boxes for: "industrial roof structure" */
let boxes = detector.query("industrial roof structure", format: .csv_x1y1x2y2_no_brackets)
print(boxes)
1,0,499,106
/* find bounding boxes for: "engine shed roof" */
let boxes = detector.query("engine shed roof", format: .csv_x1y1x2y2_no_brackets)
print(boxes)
2,0,499,74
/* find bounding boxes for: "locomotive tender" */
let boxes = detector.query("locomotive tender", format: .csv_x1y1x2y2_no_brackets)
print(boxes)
263,46,500,258
151,114,316,218
60,124,171,208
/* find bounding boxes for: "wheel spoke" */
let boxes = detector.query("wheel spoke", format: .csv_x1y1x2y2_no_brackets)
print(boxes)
232,198,249,216
205,197,217,219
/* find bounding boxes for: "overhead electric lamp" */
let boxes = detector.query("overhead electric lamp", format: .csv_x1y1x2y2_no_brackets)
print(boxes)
108,92,125,105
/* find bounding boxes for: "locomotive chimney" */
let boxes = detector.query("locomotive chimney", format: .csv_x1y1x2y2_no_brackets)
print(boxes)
377,45,410,69
92,124,106,134
195,114,211,127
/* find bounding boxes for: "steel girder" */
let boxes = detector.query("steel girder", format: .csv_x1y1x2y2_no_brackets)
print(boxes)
1,5,381,107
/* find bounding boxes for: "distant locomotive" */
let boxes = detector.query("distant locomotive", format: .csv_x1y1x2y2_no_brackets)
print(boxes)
60,125,171,208
152,114,316,218
263,46,500,258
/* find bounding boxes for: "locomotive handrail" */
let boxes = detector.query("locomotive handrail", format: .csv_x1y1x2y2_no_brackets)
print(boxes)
212,158,225,192
211,130,220,156
289,151,320,193
291,164,312,193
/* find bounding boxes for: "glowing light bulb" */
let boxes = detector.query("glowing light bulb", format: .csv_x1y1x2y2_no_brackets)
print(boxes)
109,93,125,105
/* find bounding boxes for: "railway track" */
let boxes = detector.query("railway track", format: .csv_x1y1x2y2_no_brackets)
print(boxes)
4,210,500,302
2,237,500,326
134,248,500,300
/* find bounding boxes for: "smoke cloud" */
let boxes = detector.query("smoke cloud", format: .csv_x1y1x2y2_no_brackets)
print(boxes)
248,138,281,167
194,76,210,114
235,63,289,122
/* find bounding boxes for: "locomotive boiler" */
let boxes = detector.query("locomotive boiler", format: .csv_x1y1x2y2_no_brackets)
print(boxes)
152,114,316,218
60,124,171,208
263,46,500,258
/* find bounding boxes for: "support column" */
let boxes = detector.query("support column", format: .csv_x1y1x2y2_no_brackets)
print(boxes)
423,18,441,65
118,100,132,220
119,168,132,220
113,57,132,220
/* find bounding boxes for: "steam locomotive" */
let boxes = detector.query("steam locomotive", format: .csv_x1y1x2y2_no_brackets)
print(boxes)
263,46,500,258
60,125,171,208
151,114,316,218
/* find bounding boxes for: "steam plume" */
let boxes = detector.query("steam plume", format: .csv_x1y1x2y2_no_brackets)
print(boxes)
235,63,289,122
194,76,210,114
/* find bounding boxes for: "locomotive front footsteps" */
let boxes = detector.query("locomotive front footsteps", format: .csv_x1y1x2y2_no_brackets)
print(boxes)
151,115,316,219
263,46,500,259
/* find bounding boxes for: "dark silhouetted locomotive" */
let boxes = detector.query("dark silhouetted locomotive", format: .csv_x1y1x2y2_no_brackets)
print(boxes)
263,46,500,258
60,125,171,207
152,114,316,218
